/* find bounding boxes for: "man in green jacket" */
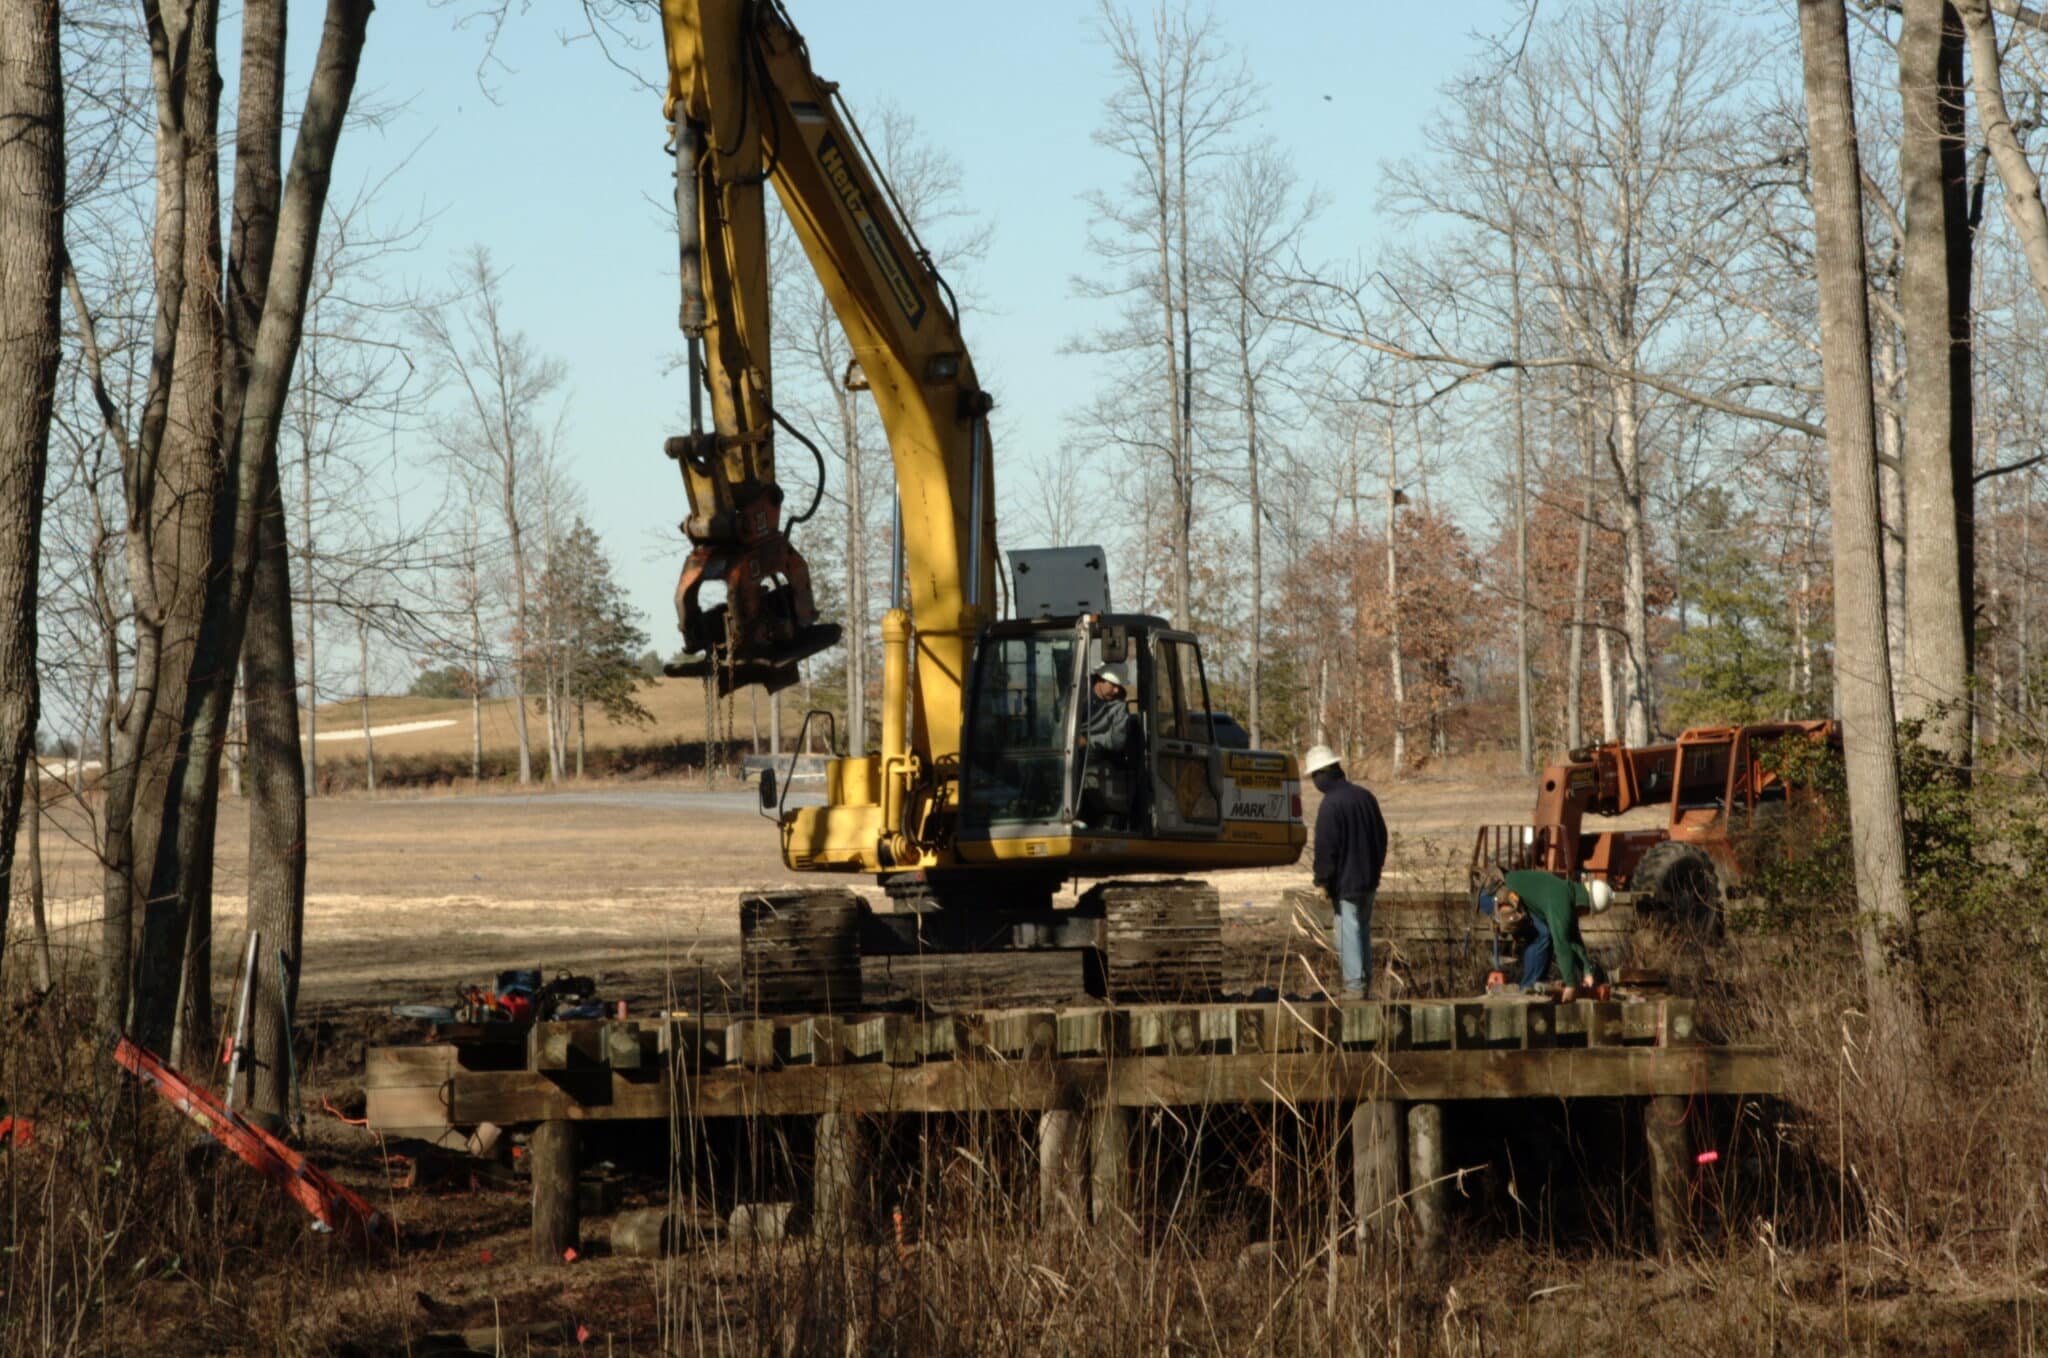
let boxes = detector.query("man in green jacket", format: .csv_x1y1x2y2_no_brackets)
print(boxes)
1493,869,1611,1000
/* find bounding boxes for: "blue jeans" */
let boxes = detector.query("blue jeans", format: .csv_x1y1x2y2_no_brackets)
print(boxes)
1520,915,1554,989
1335,895,1374,996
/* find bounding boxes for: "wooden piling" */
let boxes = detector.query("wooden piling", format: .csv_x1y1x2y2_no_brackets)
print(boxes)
1349,1100,1402,1244
1406,1101,1446,1257
1088,1103,1133,1232
814,1111,866,1240
1643,1094,1691,1258
1039,1109,1085,1230
530,1119,579,1262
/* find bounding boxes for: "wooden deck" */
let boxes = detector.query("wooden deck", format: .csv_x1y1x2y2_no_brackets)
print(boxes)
367,995,1777,1263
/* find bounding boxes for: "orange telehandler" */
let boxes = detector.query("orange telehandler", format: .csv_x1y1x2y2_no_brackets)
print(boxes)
1469,721,1842,924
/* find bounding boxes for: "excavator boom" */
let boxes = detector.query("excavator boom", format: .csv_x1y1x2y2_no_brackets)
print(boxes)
659,0,994,731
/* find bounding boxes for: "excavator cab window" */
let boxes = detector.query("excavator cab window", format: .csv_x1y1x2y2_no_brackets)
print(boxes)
959,632,1083,830
1147,633,1223,835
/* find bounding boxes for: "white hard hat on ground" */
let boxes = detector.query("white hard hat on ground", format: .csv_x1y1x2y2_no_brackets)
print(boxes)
1586,879,1615,914
1302,744,1342,778
1092,664,1127,689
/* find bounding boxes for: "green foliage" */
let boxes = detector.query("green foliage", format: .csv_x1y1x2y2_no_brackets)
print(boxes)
1734,716,2048,1004
1664,489,1821,728
533,519,655,726
409,664,475,700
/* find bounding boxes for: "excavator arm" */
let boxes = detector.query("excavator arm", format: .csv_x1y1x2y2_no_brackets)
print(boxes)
658,0,997,788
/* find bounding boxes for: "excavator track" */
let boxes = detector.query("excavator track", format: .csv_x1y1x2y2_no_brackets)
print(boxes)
739,888,865,1013
1088,879,1224,1003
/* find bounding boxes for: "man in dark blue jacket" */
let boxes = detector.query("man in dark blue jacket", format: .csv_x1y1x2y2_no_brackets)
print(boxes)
1305,744,1389,997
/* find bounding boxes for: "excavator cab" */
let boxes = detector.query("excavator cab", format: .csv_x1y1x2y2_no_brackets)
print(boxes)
956,615,1226,856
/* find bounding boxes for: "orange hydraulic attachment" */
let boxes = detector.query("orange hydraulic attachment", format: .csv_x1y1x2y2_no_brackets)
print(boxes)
113,1037,386,1249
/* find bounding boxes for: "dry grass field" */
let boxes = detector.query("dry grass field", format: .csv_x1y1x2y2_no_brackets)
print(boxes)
28,763,1552,1011
17,766,2040,1356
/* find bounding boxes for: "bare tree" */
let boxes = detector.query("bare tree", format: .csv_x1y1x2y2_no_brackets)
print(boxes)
1077,0,1254,630
1896,0,1975,761
419,247,564,787
0,0,63,983
1797,0,1927,1064
1201,141,1316,750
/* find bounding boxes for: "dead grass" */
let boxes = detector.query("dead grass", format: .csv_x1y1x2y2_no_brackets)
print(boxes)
11,779,2048,1354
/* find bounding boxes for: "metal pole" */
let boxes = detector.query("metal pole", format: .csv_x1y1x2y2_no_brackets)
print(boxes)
674,121,707,436
224,930,261,1113
965,418,984,609
890,491,905,609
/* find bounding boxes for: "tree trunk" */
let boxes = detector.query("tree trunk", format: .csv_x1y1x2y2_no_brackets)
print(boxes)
1876,341,1908,694
1384,422,1406,777
300,415,317,798
242,443,304,1126
1897,0,1974,762
133,0,372,1056
1959,0,2048,315
1595,623,1619,744
1798,0,1927,1064
1567,402,1598,751
470,612,483,781
359,615,375,793
0,0,62,986
26,762,51,993
507,480,534,784
1241,306,1264,751
1611,375,1654,745
1510,232,1534,772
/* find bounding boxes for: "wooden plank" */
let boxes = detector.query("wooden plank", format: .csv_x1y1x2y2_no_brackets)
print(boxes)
1089,1104,1133,1232
882,1016,920,1067
1661,999,1699,1046
727,1019,778,1071
1620,1003,1661,1045
1350,1100,1402,1243
1338,1004,1380,1049
1234,1005,1269,1055
813,1111,866,1241
991,1010,1058,1060
1586,1001,1624,1046
660,1018,728,1069
1410,1003,1454,1049
1039,1109,1085,1229
1058,1009,1111,1057
1275,1002,1335,1053
364,1044,458,1088
1407,1102,1446,1257
530,1120,579,1263
1644,1094,1692,1259
444,1046,1781,1123
846,1016,890,1062
797,1016,845,1067
605,1021,646,1070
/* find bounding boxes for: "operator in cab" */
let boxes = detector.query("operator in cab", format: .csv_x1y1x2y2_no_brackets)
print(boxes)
1304,745,1389,998
1076,664,1139,830
1083,664,1136,754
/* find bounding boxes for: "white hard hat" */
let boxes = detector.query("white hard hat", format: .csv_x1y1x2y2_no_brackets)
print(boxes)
1092,664,1127,689
1302,744,1342,778
1586,879,1615,914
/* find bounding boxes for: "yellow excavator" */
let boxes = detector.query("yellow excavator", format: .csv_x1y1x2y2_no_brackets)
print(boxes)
658,0,1304,1008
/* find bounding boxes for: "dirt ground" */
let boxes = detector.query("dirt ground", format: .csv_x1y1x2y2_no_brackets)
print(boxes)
30,765,1583,1013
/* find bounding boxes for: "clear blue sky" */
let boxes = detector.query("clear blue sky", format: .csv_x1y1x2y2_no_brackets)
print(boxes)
323,1,1523,650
